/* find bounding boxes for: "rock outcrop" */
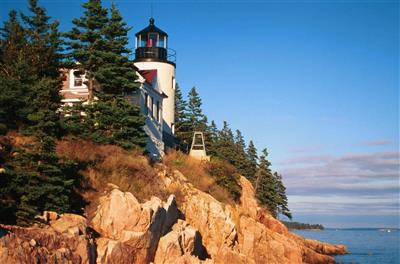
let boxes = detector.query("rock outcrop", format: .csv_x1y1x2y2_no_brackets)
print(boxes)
0,166,347,264
0,213,91,264
92,187,181,264
164,169,347,264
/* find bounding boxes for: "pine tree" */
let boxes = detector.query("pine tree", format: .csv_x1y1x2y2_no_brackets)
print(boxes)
274,172,292,220
233,129,248,176
215,121,236,164
64,0,109,102
0,1,82,225
21,0,64,79
96,2,138,94
187,87,207,132
63,0,146,150
255,148,278,217
0,10,32,132
174,83,190,148
245,140,258,184
63,94,146,150
207,120,219,156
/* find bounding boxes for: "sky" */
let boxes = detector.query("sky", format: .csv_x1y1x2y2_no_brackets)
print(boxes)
1,0,399,228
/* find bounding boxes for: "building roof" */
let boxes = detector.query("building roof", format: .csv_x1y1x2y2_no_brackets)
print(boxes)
139,69,157,84
135,18,168,37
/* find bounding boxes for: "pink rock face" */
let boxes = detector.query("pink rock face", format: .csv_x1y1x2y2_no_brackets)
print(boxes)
91,189,143,240
91,187,181,264
0,171,347,264
0,224,90,264
239,176,258,219
154,220,208,264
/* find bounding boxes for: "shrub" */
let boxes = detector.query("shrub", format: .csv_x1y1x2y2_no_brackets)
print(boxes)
163,151,241,204
56,137,167,204
206,158,242,202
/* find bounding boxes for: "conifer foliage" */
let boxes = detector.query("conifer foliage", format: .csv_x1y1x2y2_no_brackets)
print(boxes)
173,84,292,219
0,0,83,225
63,0,146,150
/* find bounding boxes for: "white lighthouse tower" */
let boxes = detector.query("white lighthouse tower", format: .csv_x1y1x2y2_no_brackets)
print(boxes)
134,18,176,148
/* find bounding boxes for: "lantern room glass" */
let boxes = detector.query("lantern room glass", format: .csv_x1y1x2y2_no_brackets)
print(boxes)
137,33,167,48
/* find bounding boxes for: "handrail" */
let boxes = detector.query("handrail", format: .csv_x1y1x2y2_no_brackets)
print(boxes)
135,47,176,64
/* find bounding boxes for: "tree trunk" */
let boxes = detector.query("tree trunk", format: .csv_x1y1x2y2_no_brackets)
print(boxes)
88,77,94,103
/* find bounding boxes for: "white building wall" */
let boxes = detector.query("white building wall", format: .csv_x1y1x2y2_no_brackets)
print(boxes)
134,61,175,135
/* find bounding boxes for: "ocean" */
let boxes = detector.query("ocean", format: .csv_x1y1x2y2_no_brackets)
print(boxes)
294,228,400,264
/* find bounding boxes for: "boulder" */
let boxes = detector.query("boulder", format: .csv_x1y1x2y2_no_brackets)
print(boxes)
91,188,142,240
154,220,208,264
0,224,90,264
239,176,258,219
92,187,180,264
50,213,87,235
182,190,237,259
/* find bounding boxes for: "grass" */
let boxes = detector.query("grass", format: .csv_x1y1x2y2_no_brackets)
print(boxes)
163,150,241,205
56,137,167,205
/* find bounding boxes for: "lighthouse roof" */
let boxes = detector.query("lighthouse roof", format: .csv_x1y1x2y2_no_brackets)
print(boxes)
135,18,168,37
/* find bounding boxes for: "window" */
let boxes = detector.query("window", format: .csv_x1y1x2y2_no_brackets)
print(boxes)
74,76,83,87
156,101,160,122
144,93,148,115
70,70,84,88
150,96,154,118
148,33,158,47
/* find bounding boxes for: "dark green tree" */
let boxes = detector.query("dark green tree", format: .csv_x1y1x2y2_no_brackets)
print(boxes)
0,1,83,226
0,10,32,132
0,140,82,226
245,140,258,184
64,0,108,102
255,148,278,217
63,0,146,150
174,83,190,148
21,0,64,79
63,94,146,150
206,120,219,156
187,87,207,132
233,129,248,176
214,121,236,164
274,172,292,220
96,2,138,94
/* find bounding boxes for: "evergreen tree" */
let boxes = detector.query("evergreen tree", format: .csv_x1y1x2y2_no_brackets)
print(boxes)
0,10,32,132
0,1,83,225
233,129,248,176
21,0,64,79
187,87,207,132
215,121,236,164
63,0,146,150
207,120,219,156
174,83,190,148
274,172,292,220
255,148,278,217
96,2,138,94
64,0,108,102
63,94,146,150
245,140,258,184
0,140,81,225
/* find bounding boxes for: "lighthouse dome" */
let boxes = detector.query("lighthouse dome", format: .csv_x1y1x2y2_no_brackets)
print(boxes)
134,18,175,64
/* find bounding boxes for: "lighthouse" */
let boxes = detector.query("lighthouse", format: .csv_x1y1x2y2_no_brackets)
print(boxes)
134,18,176,148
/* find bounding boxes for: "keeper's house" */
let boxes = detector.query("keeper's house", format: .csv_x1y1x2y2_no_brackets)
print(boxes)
60,18,176,160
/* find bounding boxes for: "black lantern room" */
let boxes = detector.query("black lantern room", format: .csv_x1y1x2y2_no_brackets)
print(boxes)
134,18,175,65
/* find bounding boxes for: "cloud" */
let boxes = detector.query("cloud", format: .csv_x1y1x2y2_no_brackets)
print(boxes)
276,150,400,219
361,140,393,146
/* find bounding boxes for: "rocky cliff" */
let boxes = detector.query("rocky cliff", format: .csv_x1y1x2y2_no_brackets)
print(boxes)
0,166,347,263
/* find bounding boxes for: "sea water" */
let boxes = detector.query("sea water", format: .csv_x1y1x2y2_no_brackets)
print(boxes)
294,228,400,264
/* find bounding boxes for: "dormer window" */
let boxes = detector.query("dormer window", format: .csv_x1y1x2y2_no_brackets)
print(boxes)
74,75,83,87
70,70,85,89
